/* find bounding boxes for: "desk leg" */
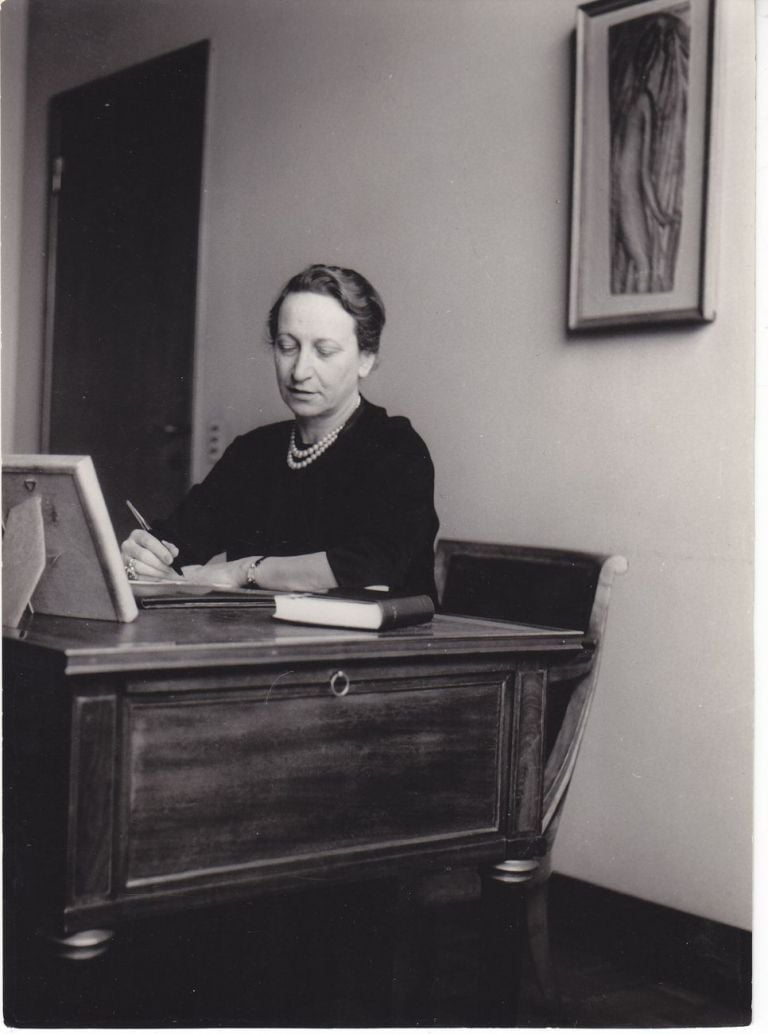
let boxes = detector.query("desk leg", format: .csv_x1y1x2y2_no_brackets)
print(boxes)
480,859,540,1025
40,927,115,961
389,877,438,1025
5,922,118,1025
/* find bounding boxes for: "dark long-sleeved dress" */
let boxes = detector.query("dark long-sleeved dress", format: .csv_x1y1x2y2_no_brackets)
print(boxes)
154,398,440,600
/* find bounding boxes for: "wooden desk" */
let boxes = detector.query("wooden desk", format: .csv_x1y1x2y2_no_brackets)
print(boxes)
4,608,582,1019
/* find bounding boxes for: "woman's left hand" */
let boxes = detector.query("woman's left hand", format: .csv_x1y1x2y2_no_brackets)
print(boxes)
182,557,251,589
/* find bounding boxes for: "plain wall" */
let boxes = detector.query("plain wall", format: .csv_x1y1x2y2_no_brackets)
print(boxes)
4,0,754,930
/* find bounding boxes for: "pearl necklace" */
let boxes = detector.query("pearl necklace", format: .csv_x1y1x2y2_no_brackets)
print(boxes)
287,397,361,470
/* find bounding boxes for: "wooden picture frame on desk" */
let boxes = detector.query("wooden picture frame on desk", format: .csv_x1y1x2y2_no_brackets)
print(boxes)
2,454,138,624
568,0,720,330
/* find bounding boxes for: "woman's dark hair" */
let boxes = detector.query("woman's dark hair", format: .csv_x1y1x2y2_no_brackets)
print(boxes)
268,264,386,354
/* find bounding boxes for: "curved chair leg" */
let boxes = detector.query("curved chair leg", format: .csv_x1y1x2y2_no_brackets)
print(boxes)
526,878,562,1014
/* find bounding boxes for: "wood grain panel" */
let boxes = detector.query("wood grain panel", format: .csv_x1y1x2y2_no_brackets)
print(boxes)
68,695,116,903
509,670,546,835
123,684,502,884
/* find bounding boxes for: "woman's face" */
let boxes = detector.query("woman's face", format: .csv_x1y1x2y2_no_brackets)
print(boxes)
274,291,375,431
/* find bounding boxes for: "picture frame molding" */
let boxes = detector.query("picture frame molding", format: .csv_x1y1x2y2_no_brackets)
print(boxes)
568,0,720,331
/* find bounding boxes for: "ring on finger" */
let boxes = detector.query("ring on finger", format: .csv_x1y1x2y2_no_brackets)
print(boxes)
125,557,138,581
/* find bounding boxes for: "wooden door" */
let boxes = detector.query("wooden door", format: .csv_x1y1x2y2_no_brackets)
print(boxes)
44,42,208,543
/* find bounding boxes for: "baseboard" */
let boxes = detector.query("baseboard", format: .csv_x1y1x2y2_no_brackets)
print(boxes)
547,873,752,1012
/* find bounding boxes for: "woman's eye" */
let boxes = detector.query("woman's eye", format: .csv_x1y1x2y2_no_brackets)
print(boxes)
315,342,341,359
276,338,298,355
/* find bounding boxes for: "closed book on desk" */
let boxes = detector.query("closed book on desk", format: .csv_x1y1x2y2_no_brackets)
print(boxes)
273,588,434,630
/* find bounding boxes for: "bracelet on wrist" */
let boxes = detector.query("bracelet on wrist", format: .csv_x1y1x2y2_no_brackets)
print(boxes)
245,556,267,587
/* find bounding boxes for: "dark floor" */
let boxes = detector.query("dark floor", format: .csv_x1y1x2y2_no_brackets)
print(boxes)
4,875,751,1027
444,876,751,1028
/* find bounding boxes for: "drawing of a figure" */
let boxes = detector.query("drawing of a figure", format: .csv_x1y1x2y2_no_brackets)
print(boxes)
609,5,689,294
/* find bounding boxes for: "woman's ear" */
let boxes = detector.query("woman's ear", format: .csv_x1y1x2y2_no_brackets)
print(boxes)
358,350,376,379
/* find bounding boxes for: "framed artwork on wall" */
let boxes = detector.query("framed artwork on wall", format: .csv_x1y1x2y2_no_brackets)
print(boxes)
568,0,719,330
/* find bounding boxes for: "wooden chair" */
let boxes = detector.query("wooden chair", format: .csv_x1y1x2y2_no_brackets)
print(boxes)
434,539,628,1011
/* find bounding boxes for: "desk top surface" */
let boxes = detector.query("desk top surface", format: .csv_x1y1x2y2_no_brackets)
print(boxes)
3,609,584,676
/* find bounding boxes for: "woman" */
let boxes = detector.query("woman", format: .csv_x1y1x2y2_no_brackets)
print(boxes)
121,264,439,599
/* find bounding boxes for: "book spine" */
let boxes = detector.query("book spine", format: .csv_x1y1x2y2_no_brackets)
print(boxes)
377,595,434,630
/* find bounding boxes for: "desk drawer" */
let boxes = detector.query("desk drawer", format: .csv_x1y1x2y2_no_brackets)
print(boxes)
122,681,502,886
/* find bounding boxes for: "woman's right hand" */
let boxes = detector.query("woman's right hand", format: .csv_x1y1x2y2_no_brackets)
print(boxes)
121,529,183,581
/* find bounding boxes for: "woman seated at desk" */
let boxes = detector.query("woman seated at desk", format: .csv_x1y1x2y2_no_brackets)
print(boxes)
121,264,439,599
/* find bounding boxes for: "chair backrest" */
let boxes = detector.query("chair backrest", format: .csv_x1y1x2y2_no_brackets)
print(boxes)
435,540,627,832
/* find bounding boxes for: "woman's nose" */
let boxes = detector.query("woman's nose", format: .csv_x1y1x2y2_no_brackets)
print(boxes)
291,347,313,382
